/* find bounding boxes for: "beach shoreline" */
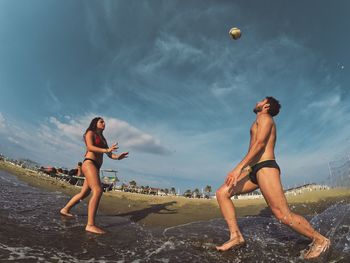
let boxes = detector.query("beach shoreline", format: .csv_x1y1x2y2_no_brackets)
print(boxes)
1,160,350,228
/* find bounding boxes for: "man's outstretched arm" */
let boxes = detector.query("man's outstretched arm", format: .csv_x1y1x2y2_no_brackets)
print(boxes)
225,115,273,187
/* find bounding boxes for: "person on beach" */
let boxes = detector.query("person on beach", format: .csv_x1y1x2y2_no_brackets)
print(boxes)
76,162,83,177
68,162,83,177
215,97,330,259
60,117,129,234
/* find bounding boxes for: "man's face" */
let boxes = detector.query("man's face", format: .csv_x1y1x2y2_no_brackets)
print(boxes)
253,99,268,114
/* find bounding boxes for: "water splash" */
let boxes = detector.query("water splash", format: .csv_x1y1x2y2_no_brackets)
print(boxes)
0,170,349,262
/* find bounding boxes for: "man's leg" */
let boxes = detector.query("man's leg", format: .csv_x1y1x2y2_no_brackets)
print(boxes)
216,172,258,251
257,168,330,259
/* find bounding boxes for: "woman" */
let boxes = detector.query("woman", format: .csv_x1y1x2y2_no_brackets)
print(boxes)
60,117,129,234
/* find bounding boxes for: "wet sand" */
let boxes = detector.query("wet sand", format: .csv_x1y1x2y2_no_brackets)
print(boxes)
1,161,350,228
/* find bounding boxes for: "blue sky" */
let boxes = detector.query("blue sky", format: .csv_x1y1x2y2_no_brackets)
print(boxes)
0,0,349,191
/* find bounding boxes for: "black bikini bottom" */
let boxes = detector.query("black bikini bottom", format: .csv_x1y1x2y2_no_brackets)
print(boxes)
83,158,101,170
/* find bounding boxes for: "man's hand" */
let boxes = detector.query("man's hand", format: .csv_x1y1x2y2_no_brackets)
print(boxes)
225,166,243,187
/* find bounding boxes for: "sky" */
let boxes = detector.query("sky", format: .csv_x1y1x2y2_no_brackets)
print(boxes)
0,0,349,192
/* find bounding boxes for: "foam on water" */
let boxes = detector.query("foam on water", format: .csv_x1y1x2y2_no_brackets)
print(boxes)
0,169,349,262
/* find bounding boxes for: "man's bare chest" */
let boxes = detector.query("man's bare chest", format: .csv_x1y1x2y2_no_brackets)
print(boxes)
250,122,258,138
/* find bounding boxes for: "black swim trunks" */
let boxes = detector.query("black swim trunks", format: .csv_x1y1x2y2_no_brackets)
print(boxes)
83,158,101,170
248,160,280,185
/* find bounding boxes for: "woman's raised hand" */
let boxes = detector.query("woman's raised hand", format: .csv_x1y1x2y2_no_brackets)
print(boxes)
117,152,129,160
107,142,119,153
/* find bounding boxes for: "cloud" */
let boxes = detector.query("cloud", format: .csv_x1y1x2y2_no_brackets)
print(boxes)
7,136,20,145
308,94,341,108
45,83,63,113
37,122,82,154
48,117,85,141
103,116,171,155
46,114,171,155
0,113,171,169
0,112,6,130
279,136,348,186
136,34,204,74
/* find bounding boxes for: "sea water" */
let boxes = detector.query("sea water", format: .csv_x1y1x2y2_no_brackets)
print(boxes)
0,170,349,262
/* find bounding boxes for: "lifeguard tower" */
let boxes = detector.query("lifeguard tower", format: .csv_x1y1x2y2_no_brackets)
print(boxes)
100,169,119,192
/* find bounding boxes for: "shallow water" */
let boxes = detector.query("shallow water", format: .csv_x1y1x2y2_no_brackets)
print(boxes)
0,170,349,262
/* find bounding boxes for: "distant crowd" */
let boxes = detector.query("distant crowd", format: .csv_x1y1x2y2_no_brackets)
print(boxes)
1,155,213,199
39,162,84,186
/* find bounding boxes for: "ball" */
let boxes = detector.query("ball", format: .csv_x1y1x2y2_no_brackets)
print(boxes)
229,27,241,40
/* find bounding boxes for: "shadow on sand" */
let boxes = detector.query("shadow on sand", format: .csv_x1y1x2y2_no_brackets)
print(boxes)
116,201,177,222
114,201,178,223
257,206,273,217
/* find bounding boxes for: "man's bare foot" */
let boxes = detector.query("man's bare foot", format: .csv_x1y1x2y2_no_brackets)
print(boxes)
85,225,106,234
60,208,74,217
303,237,330,260
216,235,245,251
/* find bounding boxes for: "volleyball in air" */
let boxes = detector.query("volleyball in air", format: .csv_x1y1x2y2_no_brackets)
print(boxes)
229,27,241,40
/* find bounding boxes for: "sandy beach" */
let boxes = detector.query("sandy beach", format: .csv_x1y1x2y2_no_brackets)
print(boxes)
1,161,350,228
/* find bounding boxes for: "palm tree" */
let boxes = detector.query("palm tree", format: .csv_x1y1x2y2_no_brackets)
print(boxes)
193,188,200,198
129,180,137,187
184,189,192,198
204,185,212,199
204,185,212,194
140,185,145,194
170,187,176,195
164,188,169,195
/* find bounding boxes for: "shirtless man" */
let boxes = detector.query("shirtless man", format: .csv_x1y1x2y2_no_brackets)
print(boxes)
215,97,330,259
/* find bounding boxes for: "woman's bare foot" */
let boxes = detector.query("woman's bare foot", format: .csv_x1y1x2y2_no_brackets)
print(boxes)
303,237,330,260
216,235,245,251
85,225,106,234
60,208,74,217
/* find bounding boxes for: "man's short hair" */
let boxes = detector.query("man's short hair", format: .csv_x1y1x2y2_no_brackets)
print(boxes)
266,96,281,117
78,162,82,166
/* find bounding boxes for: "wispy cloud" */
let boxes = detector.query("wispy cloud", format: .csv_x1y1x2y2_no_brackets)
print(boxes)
0,112,6,130
48,117,85,141
308,94,341,108
45,83,63,113
136,34,204,74
7,136,20,145
104,116,172,155
46,114,171,155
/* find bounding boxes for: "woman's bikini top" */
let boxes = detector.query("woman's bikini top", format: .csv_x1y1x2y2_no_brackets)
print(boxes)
93,133,107,148
84,132,107,157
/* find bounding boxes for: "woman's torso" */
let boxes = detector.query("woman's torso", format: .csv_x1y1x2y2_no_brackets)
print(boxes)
84,132,107,166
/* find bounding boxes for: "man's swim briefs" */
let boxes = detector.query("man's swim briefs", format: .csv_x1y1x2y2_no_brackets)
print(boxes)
248,159,280,185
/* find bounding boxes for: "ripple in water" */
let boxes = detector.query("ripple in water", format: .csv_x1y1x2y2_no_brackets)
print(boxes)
0,170,349,262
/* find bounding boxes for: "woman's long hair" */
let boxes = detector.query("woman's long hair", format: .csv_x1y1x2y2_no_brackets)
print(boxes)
84,117,107,145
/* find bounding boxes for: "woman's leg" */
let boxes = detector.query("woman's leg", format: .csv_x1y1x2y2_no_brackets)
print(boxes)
82,161,105,234
60,179,91,216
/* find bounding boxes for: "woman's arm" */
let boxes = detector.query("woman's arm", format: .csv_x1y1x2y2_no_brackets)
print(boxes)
107,151,129,160
104,141,128,160
85,131,116,154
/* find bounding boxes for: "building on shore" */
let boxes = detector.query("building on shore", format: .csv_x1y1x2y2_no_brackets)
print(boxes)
284,183,330,196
